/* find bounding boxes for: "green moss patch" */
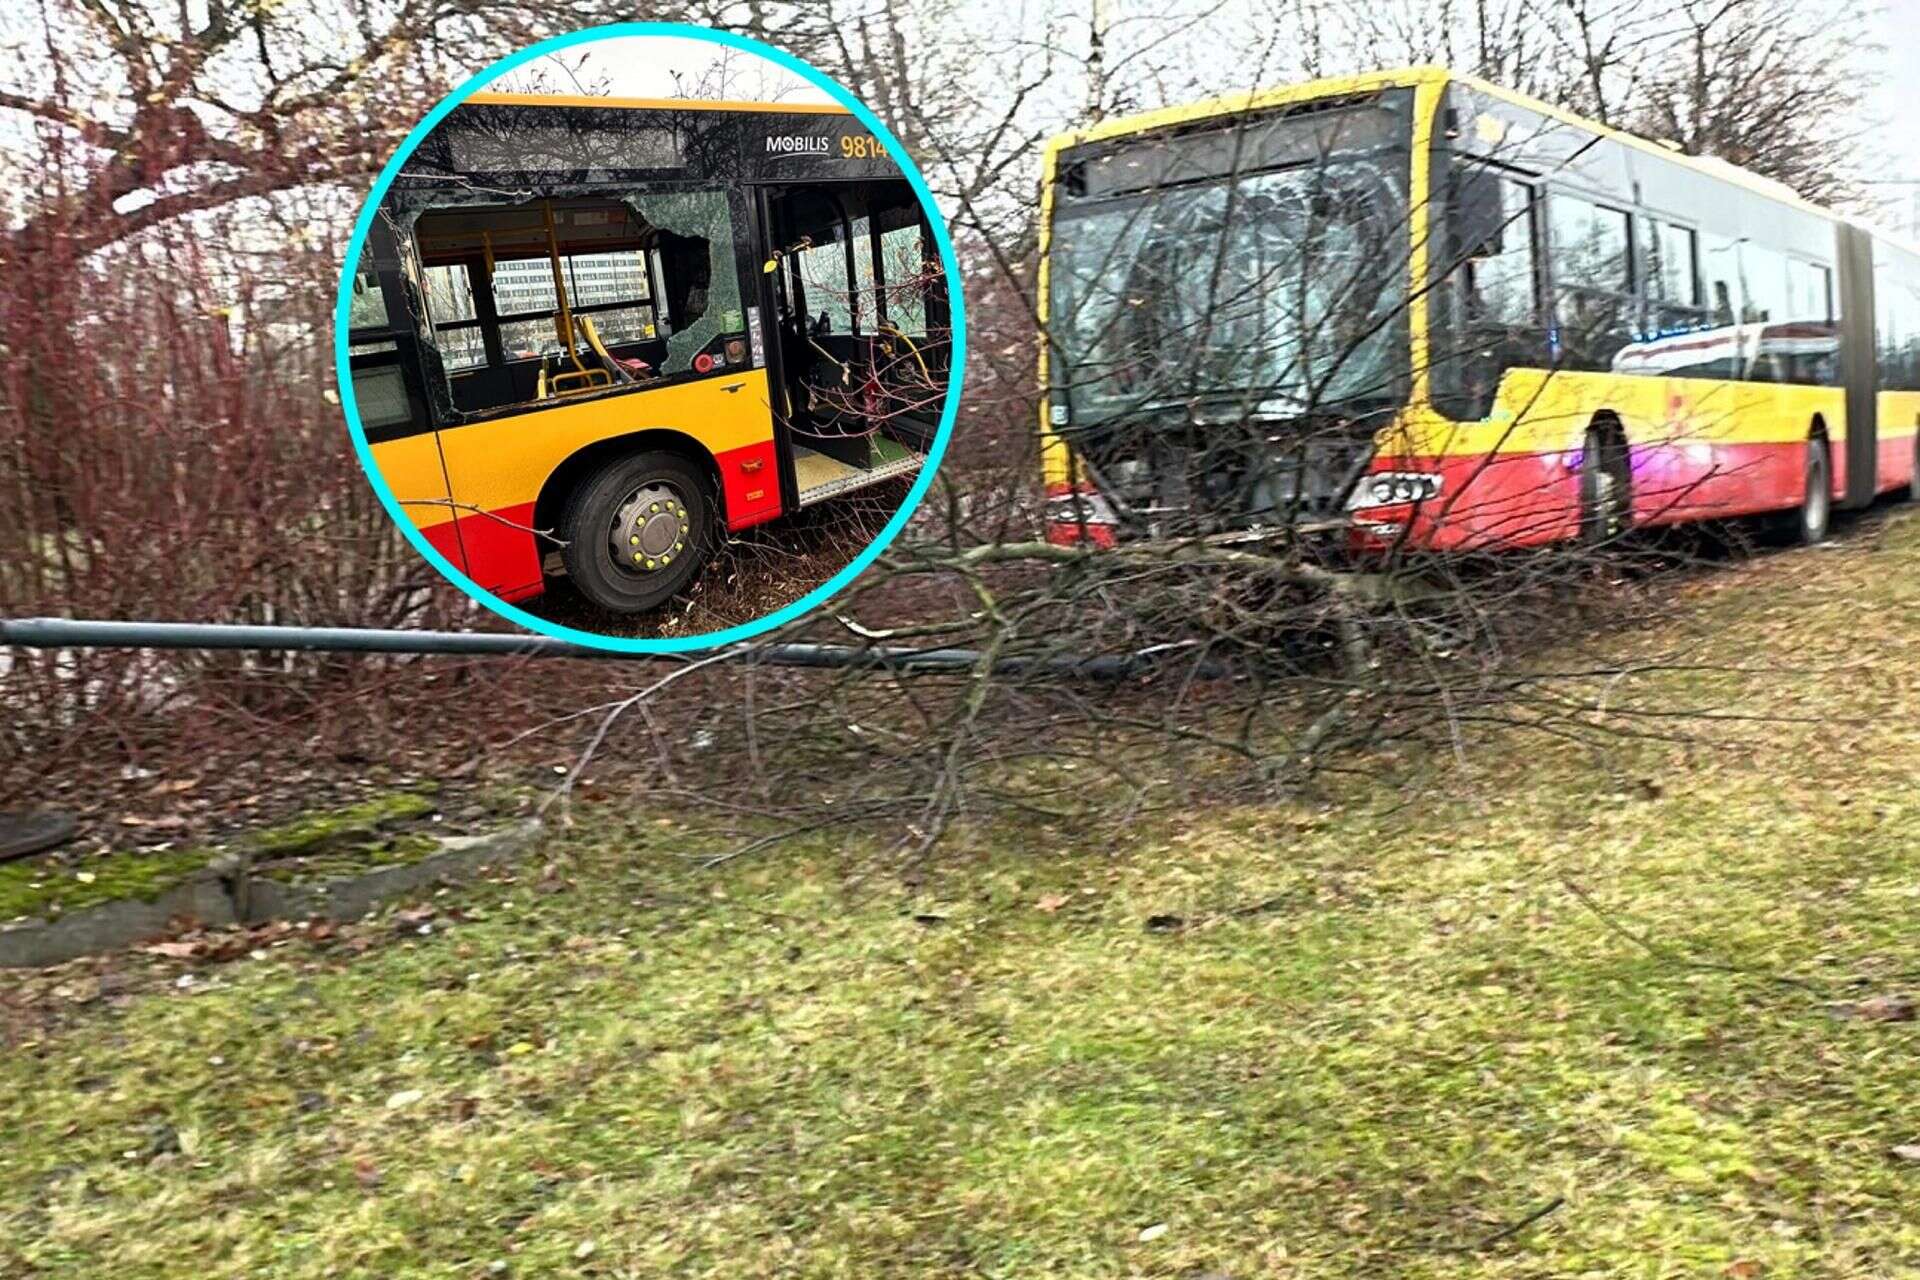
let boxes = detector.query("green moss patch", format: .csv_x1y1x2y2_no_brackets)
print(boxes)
0,845,213,922
253,832,445,884
0,790,441,924
246,790,437,860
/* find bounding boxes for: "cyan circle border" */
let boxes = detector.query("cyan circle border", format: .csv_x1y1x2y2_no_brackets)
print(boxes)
334,22,965,654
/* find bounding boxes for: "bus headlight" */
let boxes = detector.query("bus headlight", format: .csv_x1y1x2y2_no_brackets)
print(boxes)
1349,471,1442,510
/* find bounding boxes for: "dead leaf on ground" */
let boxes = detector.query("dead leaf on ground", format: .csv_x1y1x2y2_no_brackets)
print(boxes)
1035,894,1068,914
1831,994,1915,1022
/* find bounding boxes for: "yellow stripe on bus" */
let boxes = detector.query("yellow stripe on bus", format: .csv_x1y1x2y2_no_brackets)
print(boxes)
1386,371,1850,459
430,369,777,517
367,432,456,531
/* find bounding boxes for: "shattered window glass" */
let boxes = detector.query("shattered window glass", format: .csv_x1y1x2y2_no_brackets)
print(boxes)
627,190,742,374
1051,159,1408,422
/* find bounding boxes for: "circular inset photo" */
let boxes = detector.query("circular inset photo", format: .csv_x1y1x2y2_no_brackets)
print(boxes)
336,25,961,650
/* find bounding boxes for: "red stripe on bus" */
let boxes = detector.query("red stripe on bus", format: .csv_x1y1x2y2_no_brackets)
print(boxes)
453,501,546,602
1352,438,1822,552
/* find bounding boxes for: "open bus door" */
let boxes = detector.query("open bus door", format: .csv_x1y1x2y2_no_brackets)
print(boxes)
346,215,460,570
754,180,939,510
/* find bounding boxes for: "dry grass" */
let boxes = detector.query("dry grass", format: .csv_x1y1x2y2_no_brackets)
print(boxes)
4,510,1918,1278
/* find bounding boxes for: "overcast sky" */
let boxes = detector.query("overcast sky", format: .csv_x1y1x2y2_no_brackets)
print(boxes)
486,35,832,106
1865,0,1920,232
486,18,1920,228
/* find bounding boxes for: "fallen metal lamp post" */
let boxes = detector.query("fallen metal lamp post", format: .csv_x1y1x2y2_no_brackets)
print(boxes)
0,617,1222,680
0,617,1225,863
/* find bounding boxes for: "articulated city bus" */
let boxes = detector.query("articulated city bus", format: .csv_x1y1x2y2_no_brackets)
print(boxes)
1037,67,1920,554
347,93,949,613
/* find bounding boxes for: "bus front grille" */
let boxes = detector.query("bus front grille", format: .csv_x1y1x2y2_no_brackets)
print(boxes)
1071,414,1380,539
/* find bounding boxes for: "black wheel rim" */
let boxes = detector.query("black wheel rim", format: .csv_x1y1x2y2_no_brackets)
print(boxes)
607,480,693,578
1583,434,1622,541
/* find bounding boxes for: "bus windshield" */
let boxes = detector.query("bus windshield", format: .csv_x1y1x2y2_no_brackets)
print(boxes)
1049,101,1412,428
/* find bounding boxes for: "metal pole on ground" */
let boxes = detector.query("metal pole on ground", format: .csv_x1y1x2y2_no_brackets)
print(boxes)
0,617,1220,680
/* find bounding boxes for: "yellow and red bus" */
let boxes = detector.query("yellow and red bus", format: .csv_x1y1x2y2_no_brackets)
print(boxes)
346,93,948,613
1037,67,1920,554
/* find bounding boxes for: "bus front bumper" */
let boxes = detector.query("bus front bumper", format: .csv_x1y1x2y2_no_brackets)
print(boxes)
1047,447,1582,554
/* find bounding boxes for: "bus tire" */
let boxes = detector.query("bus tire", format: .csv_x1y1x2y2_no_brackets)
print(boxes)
1578,424,1630,546
559,449,713,615
1793,434,1833,546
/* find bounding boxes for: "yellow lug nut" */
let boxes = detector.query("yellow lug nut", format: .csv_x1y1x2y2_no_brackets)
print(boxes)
629,536,639,546
633,553,643,563
645,559,655,569
649,503,660,513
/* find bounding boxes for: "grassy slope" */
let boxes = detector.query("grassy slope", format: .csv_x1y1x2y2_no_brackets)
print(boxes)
5,516,1920,1278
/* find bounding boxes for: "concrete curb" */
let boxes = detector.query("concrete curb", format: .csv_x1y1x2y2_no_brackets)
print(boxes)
0,820,542,969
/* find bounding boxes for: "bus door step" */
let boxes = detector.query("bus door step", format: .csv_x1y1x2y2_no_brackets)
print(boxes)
793,441,923,507
881,410,941,451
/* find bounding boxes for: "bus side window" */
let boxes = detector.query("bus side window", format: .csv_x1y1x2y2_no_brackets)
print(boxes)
1737,242,1790,324
624,189,743,375
1702,233,1743,328
1880,267,1920,393
347,265,424,432
1645,220,1706,334
1432,161,1548,420
1456,171,1537,326
1547,189,1636,372
877,223,929,336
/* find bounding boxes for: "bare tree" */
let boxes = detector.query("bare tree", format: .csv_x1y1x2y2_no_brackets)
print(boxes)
1624,0,1877,206
0,0,616,264
1304,0,1874,203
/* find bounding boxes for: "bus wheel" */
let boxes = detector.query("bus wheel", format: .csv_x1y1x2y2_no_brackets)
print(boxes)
1578,426,1630,545
560,450,712,614
1794,435,1832,546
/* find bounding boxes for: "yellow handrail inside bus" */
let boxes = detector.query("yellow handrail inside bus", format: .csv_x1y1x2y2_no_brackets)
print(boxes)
580,315,639,380
541,200,611,394
875,324,932,383
807,335,850,384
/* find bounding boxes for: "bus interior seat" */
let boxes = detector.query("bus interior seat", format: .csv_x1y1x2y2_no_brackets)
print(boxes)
579,315,647,384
